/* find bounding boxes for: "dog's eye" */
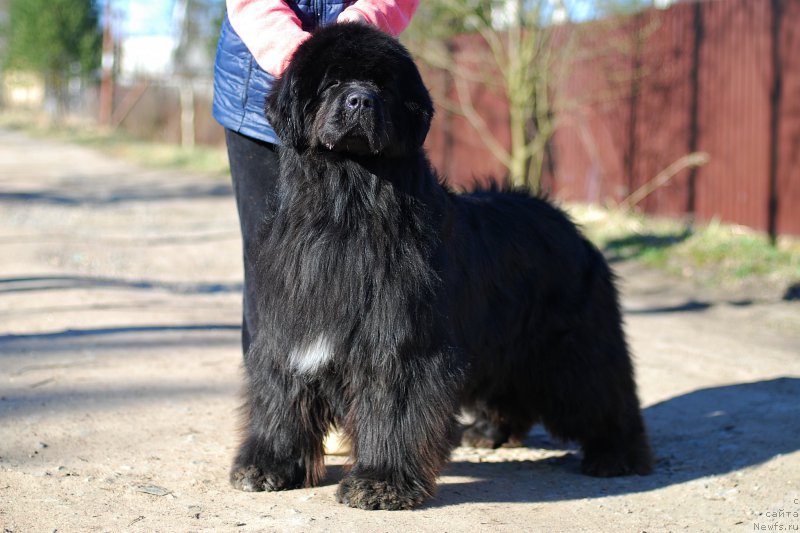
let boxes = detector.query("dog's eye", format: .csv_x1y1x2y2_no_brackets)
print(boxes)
319,79,341,94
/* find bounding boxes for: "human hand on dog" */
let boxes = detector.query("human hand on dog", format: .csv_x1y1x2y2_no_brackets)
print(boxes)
337,11,367,23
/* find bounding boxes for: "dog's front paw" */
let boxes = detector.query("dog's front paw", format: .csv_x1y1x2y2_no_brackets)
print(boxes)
336,475,427,510
230,463,304,492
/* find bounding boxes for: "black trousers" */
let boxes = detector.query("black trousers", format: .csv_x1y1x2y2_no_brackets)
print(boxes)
225,128,281,354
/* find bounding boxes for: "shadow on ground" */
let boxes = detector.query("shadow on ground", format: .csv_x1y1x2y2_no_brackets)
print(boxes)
0,324,242,421
0,383,237,420
604,229,692,263
624,298,759,314
423,378,799,507
0,181,232,206
625,299,714,314
0,323,241,357
0,276,242,295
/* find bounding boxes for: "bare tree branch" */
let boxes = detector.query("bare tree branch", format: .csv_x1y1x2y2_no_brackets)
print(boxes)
452,75,512,168
620,152,710,210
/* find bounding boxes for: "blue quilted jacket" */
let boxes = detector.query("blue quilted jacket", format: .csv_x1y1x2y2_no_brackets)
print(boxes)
212,3,353,144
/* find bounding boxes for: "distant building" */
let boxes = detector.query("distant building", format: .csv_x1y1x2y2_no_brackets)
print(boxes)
2,71,45,108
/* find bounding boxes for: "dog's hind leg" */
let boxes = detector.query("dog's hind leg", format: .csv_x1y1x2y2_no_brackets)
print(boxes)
336,350,460,510
460,405,535,449
230,364,332,492
528,254,654,477
535,332,654,477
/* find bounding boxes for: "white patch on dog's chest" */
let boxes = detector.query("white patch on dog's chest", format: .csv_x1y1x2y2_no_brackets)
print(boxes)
289,335,334,374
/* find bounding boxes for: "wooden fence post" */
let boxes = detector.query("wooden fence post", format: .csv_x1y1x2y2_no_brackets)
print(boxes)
767,0,783,244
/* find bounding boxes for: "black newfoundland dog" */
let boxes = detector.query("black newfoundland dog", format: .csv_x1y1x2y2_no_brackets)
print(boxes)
231,23,653,510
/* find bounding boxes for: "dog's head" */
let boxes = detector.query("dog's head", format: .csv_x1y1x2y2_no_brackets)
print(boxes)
266,23,434,157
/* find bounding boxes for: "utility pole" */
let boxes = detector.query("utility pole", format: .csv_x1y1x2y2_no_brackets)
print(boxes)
98,0,114,125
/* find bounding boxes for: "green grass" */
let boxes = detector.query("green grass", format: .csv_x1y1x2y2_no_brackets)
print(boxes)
568,203,800,291
0,110,230,177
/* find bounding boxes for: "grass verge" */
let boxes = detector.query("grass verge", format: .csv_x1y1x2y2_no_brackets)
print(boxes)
569,203,800,296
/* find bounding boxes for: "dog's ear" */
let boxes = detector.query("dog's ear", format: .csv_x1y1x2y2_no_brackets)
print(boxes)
266,66,306,150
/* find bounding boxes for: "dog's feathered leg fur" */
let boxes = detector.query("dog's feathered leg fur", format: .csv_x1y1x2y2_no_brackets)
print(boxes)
231,353,332,491
336,349,460,510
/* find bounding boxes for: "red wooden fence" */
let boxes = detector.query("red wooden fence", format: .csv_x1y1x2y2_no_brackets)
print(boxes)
422,0,800,236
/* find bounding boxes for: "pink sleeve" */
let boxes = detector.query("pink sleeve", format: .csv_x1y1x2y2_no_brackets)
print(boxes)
338,0,420,36
226,0,311,76
227,0,420,76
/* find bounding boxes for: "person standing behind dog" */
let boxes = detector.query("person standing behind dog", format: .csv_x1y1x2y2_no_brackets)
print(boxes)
213,0,420,354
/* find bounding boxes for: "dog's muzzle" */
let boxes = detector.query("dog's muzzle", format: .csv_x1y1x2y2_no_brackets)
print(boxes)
314,81,389,156
339,88,384,152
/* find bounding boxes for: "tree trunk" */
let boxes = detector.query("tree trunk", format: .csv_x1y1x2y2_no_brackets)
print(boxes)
180,81,195,149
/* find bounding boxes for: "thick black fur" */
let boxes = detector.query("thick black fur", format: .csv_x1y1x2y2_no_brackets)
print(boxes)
231,23,653,510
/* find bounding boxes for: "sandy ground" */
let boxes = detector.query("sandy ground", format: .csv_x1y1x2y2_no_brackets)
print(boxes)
0,128,798,532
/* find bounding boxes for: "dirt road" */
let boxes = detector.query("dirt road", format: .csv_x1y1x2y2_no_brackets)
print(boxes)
1,128,798,532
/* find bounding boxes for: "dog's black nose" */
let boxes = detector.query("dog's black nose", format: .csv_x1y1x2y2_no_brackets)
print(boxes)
345,90,375,111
